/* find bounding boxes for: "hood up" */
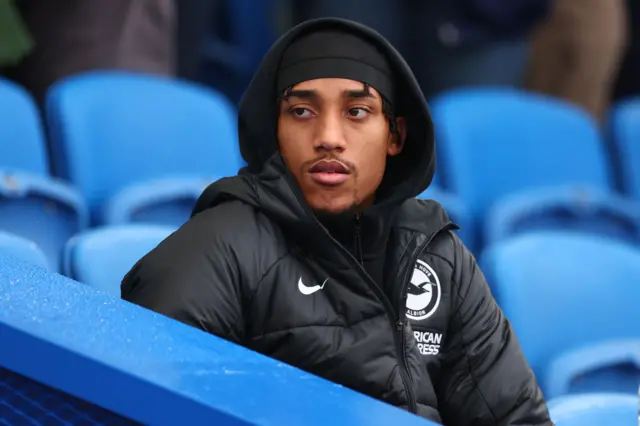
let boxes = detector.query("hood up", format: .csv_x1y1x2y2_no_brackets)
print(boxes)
193,18,436,231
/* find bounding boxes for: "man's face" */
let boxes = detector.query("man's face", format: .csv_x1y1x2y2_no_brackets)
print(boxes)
278,78,404,215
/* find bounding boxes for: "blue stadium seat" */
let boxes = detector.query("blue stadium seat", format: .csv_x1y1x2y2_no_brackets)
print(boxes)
45,71,242,224
545,339,640,398
104,176,218,227
62,225,174,296
481,232,640,398
0,231,49,269
486,185,640,246
609,98,640,200
0,78,49,174
0,79,89,270
431,88,613,243
417,186,474,250
548,393,638,426
0,172,88,270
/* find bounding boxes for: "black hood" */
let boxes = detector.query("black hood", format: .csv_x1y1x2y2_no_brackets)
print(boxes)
193,18,436,231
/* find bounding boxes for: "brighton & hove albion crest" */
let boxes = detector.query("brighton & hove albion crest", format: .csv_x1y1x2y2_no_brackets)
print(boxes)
406,259,441,321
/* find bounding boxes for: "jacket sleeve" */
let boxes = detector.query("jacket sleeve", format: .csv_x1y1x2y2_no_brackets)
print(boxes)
121,209,246,344
436,234,552,426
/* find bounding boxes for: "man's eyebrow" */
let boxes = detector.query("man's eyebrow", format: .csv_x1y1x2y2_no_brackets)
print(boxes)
281,90,317,101
344,89,377,100
280,88,378,102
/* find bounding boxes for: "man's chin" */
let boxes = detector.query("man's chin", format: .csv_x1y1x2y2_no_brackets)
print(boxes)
312,204,359,223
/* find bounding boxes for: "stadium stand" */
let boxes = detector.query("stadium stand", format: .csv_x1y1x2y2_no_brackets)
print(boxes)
0,78,89,270
103,176,216,228
547,393,638,426
609,97,640,200
430,88,614,246
485,185,640,246
0,78,48,175
481,231,640,399
45,71,242,225
62,225,175,297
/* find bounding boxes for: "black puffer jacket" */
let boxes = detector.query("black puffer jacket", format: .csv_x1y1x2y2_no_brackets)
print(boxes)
122,18,551,425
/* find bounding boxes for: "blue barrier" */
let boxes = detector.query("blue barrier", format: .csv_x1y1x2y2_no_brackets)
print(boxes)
0,255,435,425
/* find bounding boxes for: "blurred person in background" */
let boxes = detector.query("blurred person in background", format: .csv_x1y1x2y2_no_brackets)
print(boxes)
406,0,551,99
0,0,175,105
292,0,551,99
613,0,640,101
122,17,551,425
0,0,32,69
175,0,220,83
524,0,629,122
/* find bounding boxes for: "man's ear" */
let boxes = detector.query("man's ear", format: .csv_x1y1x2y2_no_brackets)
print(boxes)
387,117,406,157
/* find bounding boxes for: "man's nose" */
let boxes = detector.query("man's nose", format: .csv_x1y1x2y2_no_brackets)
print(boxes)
314,113,347,152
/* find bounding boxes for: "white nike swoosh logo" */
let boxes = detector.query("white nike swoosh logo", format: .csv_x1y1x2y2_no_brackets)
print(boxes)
298,277,328,295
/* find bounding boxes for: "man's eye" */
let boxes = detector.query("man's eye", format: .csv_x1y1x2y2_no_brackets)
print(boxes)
292,107,312,117
348,108,369,118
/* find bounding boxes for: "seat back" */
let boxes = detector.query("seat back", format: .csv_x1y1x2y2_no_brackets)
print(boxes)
0,171,88,271
0,231,49,269
0,78,48,175
45,71,242,220
609,98,640,200
481,232,640,385
486,185,640,246
104,176,217,227
431,89,612,233
548,393,638,426
62,225,175,296
0,80,88,269
543,338,640,398
567,361,640,396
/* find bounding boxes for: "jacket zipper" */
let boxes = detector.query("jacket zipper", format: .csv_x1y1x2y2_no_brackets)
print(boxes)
352,214,417,413
354,214,364,265
393,223,454,407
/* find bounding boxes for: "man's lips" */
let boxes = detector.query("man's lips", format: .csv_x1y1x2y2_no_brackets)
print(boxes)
308,160,350,186
308,160,350,174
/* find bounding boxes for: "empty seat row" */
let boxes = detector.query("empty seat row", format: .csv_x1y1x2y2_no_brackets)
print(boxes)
45,72,242,222
0,226,174,297
482,231,640,399
62,225,175,296
1,73,242,223
420,183,640,253
0,72,242,268
3,75,640,266
0,78,89,269
429,88,640,249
